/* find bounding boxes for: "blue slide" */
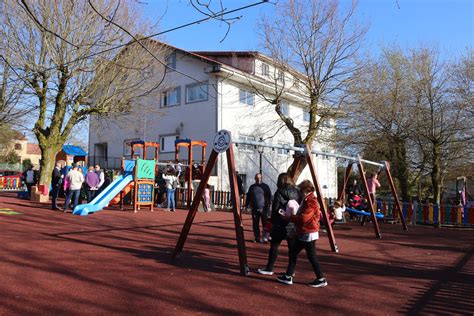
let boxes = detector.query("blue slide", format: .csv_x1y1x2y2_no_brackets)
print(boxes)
73,173,133,216
346,207,385,219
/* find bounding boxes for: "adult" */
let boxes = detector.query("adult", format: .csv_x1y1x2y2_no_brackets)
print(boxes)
23,165,36,199
245,173,272,243
162,169,178,212
85,166,100,202
366,172,381,204
236,171,244,208
51,162,62,210
63,164,84,212
346,179,361,200
94,164,105,193
277,180,328,288
258,173,301,275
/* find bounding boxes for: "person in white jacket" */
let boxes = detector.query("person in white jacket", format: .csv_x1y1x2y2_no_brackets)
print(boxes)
63,164,84,212
162,170,178,212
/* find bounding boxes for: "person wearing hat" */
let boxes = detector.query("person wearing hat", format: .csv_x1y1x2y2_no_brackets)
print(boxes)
63,164,84,212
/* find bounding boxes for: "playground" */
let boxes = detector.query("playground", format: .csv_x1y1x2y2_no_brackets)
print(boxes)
0,191,473,315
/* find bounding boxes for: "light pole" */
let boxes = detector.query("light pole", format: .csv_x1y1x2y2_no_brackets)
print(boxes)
257,137,264,175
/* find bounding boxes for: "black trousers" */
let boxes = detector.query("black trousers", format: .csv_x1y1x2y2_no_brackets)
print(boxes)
51,184,59,209
286,238,324,279
265,237,291,271
252,210,267,240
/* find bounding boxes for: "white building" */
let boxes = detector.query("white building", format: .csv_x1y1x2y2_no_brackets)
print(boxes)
88,42,337,196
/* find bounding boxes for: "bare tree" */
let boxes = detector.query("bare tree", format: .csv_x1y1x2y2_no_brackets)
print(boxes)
410,47,473,207
256,0,367,179
341,47,415,201
1,0,168,185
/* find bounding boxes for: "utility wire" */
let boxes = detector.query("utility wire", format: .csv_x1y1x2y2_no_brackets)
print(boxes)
38,0,270,73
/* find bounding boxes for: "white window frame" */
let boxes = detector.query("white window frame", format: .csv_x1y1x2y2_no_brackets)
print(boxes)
159,134,178,153
161,87,181,108
280,102,289,116
166,52,176,70
303,110,310,122
239,89,255,106
261,63,270,77
277,70,284,83
185,82,208,103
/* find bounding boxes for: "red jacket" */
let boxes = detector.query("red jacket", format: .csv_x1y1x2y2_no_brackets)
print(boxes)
290,193,320,235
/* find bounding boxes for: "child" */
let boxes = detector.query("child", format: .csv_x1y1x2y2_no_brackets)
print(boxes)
203,184,211,212
331,200,346,222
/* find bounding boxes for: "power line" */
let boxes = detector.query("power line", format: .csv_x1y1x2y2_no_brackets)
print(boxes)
39,0,270,73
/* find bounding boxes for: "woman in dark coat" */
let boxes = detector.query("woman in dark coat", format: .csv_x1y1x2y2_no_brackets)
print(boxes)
257,173,302,275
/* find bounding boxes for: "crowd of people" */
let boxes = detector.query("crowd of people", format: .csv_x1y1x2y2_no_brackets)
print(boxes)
50,163,107,212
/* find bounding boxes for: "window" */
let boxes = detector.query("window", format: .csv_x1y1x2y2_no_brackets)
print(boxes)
166,52,176,70
280,102,289,116
160,135,178,153
277,70,284,83
186,82,208,103
161,87,181,107
261,63,269,77
303,110,310,122
238,135,256,152
277,143,289,156
239,89,255,106
293,78,300,88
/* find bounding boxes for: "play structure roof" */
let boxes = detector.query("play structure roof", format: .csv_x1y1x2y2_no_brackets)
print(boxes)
62,145,87,156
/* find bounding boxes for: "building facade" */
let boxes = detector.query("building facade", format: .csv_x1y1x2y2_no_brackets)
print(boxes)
89,42,337,196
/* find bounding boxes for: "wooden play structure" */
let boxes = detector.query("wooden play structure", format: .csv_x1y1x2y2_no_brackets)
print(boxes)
337,158,408,238
173,131,248,275
120,141,159,212
174,138,207,206
172,134,409,275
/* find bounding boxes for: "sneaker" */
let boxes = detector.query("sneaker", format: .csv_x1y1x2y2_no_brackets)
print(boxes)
277,274,293,285
257,268,273,275
254,238,261,243
308,278,328,288
262,237,269,243
171,209,175,212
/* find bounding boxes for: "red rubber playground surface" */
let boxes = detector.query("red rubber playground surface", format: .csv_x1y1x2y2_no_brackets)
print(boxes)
1,192,473,315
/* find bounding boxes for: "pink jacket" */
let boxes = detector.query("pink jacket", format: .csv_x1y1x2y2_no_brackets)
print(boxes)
367,178,380,194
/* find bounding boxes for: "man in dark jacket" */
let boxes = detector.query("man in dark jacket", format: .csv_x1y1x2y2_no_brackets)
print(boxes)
245,173,272,243
51,162,62,210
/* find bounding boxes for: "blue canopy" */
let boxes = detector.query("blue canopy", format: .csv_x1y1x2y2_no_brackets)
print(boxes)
62,145,87,156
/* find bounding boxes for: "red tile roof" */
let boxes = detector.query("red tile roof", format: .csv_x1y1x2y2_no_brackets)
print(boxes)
27,143,41,155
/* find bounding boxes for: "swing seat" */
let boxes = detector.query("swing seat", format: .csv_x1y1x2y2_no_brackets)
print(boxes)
346,207,385,219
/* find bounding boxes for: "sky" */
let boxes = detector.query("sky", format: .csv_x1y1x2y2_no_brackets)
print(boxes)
143,0,473,59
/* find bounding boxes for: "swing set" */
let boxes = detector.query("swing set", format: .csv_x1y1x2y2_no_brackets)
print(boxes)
172,131,408,276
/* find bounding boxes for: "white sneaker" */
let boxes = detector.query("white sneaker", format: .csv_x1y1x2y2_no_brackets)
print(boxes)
257,268,274,275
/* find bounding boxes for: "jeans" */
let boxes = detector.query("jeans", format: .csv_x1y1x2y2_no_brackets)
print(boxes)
87,189,97,203
64,189,80,211
26,183,33,199
252,210,267,240
167,188,176,210
51,184,60,209
286,239,324,279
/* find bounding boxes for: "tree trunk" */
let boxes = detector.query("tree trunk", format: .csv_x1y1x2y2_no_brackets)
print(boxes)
431,143,442,227
394,141,410,202
38,143,61,188
288,158,308,182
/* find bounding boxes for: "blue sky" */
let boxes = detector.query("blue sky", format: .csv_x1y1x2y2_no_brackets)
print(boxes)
143,0,473,59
